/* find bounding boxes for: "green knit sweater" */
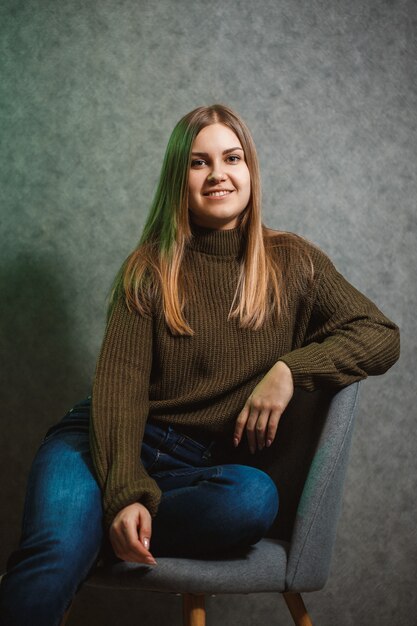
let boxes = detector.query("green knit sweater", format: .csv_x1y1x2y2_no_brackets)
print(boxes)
90,223,400,529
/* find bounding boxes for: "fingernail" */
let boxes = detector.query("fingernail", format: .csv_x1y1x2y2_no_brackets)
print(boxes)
266,439,272,447
143,538,149,549
233,437,239,447
147,558,157,565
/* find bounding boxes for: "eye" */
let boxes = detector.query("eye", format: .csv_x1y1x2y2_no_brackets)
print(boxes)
191,159,206,167
227,155,241,163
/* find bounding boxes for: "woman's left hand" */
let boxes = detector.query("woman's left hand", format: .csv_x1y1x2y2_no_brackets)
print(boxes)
233,361,294,454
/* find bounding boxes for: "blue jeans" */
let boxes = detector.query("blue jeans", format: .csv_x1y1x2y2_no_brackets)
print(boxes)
0,397,279,626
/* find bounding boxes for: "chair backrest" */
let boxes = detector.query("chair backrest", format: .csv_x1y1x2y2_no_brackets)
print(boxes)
229,382,361,591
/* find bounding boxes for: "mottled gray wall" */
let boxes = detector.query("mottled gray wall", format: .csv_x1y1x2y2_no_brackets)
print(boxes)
1,0,415,624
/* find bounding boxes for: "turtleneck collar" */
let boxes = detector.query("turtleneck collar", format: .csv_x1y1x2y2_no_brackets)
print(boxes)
188,221,246,258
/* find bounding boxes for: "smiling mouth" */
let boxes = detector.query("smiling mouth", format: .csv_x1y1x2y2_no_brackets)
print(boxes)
203,190,234,197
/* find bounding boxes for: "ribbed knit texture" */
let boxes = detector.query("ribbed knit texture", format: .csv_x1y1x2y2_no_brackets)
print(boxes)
90,222,400,529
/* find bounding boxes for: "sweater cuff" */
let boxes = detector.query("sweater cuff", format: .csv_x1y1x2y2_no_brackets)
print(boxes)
103,478,163,531
278,345,339,392
277,353,310,390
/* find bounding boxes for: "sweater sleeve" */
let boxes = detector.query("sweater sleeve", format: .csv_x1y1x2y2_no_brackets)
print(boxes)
278,249,400,391
90,296,162,530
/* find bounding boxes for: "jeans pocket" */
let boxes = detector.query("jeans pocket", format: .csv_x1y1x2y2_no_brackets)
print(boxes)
163,437,213,468
177,434,207,452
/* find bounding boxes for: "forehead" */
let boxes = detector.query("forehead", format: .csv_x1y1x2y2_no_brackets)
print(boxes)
192,123,242,151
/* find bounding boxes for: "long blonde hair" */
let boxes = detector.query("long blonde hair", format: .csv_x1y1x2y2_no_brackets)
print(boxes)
106,104,314,334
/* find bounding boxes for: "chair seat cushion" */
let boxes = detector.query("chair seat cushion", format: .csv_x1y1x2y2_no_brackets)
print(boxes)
85,538,289,594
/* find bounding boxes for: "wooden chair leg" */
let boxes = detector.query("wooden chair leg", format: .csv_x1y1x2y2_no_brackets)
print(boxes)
282,592,313,626
182,593,206,626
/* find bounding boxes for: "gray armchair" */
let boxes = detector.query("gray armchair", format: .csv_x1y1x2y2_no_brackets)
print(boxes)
72,382,360,626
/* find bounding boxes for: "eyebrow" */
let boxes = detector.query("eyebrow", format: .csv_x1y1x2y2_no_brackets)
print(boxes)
191,147,244,157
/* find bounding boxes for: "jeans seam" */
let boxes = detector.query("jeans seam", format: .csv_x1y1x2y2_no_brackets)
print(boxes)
157,465,223,503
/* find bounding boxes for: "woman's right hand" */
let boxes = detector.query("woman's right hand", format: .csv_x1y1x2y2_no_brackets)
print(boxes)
109,502,157,565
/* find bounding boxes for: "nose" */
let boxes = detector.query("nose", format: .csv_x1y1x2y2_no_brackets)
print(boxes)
207,167,226,182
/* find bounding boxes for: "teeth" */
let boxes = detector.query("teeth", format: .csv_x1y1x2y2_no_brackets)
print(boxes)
206,190,231,197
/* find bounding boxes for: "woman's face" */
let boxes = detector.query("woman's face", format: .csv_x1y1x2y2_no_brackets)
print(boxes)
188,123,251,230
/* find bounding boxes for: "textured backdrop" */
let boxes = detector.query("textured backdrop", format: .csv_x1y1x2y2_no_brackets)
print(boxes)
1,0,416,624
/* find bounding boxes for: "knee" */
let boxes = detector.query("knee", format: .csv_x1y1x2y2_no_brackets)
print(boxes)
221,464,279,535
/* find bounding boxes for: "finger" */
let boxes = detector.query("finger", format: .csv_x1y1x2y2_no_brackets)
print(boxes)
116,519,156,563
123,549,157,565
109,526,134,562
265,409,282,447
129,511,157,564
255,410,270,450
138,510,153,553
112,534,156,565
123,522,156,562
233,405,250,446
245,407,260,454
109,530,125,559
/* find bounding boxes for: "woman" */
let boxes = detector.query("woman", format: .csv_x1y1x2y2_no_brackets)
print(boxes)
0,104,400,625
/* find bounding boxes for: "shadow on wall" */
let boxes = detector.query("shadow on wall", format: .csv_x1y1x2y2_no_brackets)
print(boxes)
0,251,90,568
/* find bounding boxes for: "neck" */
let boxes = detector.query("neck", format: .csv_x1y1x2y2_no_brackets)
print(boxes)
188,220,245,258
